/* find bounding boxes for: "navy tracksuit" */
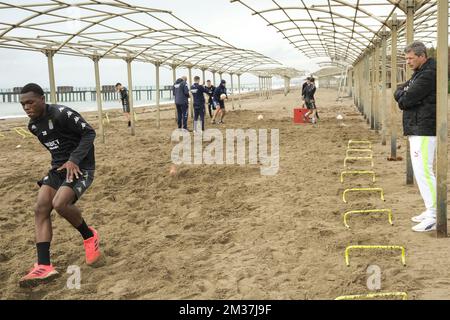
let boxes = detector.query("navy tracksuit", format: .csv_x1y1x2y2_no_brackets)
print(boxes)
173,78,190,129
204,85,216,117
191,83,207,131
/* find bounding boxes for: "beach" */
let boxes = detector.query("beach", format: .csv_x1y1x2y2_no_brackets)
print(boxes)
1,88,450,300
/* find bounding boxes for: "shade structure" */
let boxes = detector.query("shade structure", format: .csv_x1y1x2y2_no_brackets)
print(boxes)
0,0,294,75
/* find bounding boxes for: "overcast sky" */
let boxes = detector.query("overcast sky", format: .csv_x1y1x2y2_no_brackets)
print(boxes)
0,0,319,89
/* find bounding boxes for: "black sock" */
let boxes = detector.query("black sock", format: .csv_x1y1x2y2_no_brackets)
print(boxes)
77,219,94,240
36,242,51,266
128,121,131,127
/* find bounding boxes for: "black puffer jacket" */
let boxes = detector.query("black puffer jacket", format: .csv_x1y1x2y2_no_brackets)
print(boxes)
394,58,436,136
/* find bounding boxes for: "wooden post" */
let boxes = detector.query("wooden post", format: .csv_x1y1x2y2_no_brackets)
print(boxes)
374,42,380,131
390,13,398,158
172,64,177,122
364,53,370,123
237,74,242,108
405,0,415,185
258,76,262,98
45,49,57,104
93,55,105,143
202,69,206,84
188,66,193,119
126,55,135,136
381,28,388,145
230,73,235,110
436,0,448,237
155,62,160,129
370,48,375,130
347,68,353,97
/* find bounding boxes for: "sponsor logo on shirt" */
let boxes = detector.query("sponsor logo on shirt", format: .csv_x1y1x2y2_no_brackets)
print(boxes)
44,139,60,150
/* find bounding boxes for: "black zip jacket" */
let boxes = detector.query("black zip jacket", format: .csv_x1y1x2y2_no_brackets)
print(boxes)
394,58,436,136
28,104,96,170
213,84,227,102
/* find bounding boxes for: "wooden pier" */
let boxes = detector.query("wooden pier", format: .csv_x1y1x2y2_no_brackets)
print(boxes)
0,85,174,104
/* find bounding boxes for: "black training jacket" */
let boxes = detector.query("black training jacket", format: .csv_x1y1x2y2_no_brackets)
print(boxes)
28,104,96,170
213,84,227,102
394,58,436,136
119,87,129,106
190,83,206,106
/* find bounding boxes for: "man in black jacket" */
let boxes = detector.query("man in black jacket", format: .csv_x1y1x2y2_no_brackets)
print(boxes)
394,41,437,232
205,80,216,119
211,79,228,125
19,83,101,287
115,83,131,127
173,76,190,130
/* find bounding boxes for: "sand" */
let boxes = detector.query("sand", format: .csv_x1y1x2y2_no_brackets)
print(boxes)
1,88,450,300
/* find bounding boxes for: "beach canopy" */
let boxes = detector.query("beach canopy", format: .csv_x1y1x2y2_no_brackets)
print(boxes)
0,0,300,75
231,0,449,67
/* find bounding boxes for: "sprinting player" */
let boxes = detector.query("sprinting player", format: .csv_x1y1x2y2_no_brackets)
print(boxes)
173,76,190,130
19,83,101,288
304,77,318,124
191,76,207,131
394,41,437,232
205,80,216,118
115,83,131,127
211,79,228,125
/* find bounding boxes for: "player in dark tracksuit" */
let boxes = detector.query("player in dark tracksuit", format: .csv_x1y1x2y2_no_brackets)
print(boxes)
211,80,228,124
204,80,216,118
18,83,101,287
115,83,131,127
173,76,190,130
191,76,207,131
304,78,318,124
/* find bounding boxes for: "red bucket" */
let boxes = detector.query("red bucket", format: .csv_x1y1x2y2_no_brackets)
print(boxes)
293,108,309,124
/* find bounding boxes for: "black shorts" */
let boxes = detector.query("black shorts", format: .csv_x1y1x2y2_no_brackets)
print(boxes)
214,100,225,110
37,168,95,203
305,99,316,110
122,102,130,113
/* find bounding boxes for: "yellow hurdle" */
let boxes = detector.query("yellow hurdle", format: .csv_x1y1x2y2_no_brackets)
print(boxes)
344,156,374,168
340,170,376,183
345,245,406,266
346,149,373,157
348,140,372,149
335,292,408,300
13,127,33,138
343,209,393,229
343,188,384,203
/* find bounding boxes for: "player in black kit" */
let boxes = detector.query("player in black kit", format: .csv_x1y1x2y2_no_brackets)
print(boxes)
18,83,101,288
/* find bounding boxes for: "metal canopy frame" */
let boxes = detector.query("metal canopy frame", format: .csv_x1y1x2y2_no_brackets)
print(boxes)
231,0,449,68
0,0,288,75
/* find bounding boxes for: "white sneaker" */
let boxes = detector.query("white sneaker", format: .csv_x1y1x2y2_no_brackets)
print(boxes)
411,211,434,223
412,218,436,232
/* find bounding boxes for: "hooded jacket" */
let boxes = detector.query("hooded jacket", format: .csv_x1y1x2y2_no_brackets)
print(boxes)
173,78,189,105
394,58,436,136
191,83,206,106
